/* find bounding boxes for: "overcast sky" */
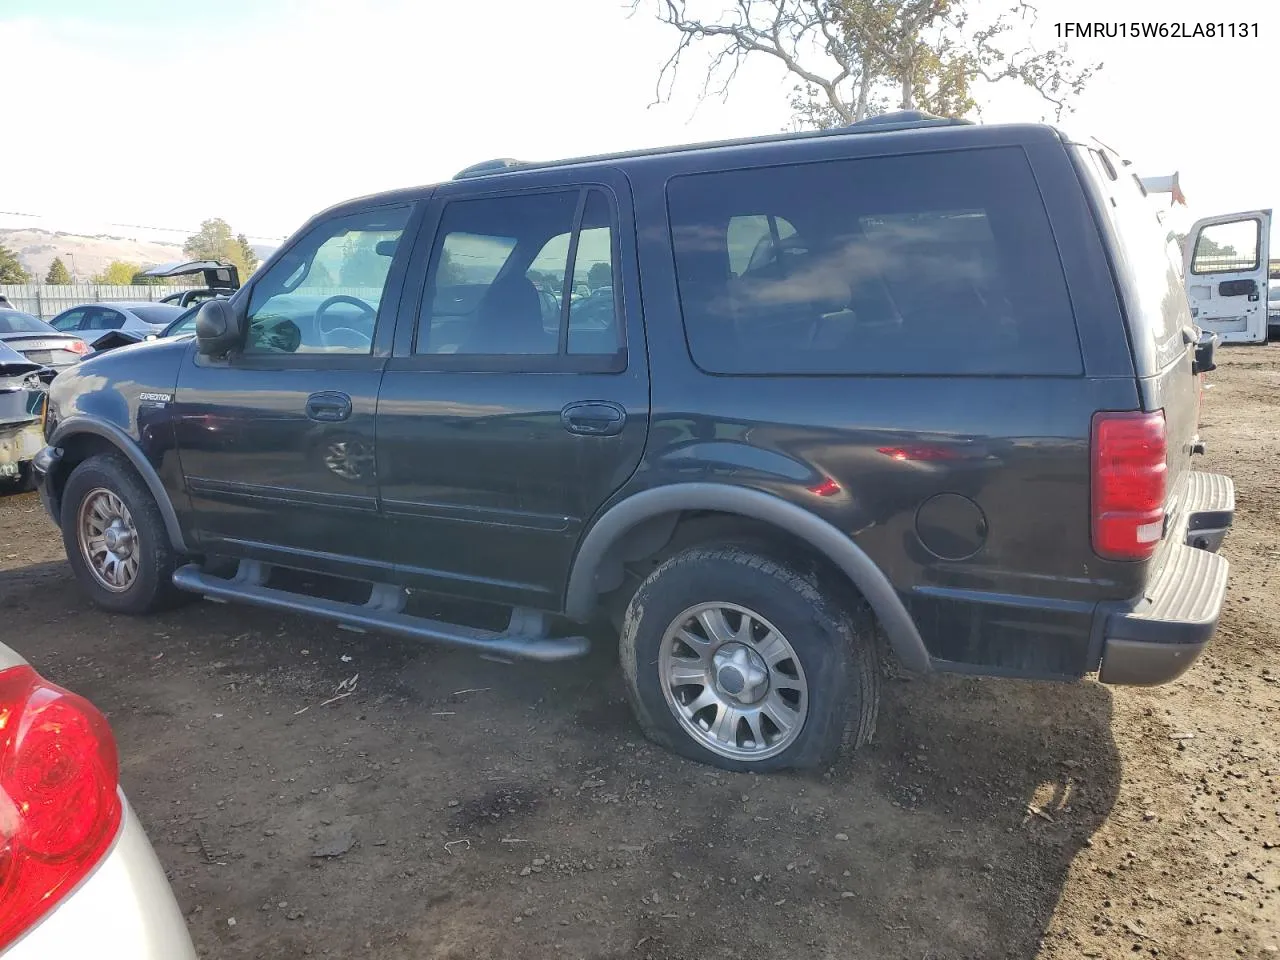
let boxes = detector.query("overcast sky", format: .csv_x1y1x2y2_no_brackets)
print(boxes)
0,0,1274,248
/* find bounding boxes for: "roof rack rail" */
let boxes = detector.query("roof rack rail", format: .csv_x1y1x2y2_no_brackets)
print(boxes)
450,111,976,181
847,110,973,132
452,158,530,180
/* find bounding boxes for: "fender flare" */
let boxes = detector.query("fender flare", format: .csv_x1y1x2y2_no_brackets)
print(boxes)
50,417,190,554
564,483,931,673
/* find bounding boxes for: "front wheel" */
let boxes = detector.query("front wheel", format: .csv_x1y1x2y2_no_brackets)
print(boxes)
60,453,186,614
619,545,879,772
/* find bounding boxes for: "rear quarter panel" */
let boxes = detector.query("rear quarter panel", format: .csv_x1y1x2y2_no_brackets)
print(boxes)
625,127,1144,677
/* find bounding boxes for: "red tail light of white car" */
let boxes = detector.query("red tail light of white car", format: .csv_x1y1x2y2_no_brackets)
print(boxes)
0,649,196,958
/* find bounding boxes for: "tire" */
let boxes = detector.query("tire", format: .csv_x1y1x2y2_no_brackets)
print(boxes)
619,545,879,772
60,452,186,614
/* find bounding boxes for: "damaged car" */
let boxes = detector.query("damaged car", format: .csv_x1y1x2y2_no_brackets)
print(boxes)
0,341,50,490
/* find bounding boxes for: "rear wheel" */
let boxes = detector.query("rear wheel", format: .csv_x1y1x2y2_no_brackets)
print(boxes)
619,545,879,772
60,453,186,614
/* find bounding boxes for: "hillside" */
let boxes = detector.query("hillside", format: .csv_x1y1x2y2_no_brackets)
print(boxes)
0,229,278,281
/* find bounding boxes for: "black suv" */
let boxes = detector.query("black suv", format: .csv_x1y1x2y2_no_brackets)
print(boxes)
33,113,1233,772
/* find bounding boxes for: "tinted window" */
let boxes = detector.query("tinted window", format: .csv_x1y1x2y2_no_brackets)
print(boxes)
166,306,201,336
417,188,621,361
129,304,184,324
0,311,53,334
245,207,409,355
82,308,124,330
668,148,1081,376
51,309,86,332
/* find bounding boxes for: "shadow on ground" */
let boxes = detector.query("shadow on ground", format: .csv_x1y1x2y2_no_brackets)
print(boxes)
2,555,1119,960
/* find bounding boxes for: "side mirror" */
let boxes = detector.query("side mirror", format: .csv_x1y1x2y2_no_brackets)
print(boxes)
195,299,246,356
144,334,158,342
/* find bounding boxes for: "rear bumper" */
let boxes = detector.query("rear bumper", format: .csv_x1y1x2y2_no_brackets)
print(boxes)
4,796,197,959
0,420,43,478
1098,471,1233,686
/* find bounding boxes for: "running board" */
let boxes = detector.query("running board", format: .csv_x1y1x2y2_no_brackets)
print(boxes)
171,562,590,662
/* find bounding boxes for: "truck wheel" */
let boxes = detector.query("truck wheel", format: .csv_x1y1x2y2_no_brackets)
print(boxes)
60,453,185,614
619,546,879,772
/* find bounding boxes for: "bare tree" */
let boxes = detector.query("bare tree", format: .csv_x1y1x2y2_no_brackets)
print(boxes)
633,0,1101,127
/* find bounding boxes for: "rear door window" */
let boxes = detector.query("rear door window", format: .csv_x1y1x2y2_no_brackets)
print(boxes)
667,147,1081,376
416,188,623,365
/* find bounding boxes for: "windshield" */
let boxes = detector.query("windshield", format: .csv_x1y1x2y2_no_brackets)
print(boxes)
0,310,54,334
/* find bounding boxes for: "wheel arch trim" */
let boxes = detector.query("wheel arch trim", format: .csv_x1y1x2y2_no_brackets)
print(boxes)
50,417,189,553
565,483,931,673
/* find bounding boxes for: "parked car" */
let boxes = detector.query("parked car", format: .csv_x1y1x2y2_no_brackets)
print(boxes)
0,308,92,371
0,342,50,490
135,260,240,308
32,112,1233,772
47,302,185,353
0,641,197,958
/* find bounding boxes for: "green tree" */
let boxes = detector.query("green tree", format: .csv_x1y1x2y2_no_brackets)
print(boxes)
586,262,612,290
45,257,72,284
91,260,144,285
437,249,465,286
183,217,257,281
236,234,260,276
635,0,1101,127
307,261,335,287
0,244,31,283
339,234,396,287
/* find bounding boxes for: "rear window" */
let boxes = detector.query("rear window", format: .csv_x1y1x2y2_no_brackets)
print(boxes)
0,311,52,334
129,305,183,324
667,147,1081,376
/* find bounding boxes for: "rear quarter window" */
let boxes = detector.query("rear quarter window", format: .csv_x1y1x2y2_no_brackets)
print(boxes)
1079,147,1191,368
667,147,1082,376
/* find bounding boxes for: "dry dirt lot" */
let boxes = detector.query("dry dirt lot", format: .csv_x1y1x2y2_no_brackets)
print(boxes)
1,349,1277,960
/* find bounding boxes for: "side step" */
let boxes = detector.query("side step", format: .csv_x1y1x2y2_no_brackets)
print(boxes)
171,562,590,662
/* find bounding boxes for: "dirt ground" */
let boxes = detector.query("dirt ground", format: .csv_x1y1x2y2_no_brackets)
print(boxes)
1,349,1277,960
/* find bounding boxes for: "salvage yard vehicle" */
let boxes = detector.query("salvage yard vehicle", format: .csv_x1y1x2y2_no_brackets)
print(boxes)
137,260,241,309
0,309,92,372
0,342,49,490
32,113,1234,771
47,302,186,354
1181,209,1273,344
0,641,197,958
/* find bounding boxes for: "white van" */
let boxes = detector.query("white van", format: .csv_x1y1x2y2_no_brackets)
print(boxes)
1183,210,1273,344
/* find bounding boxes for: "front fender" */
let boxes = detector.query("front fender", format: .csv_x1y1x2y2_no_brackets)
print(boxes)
564,482,931,673
46,417,189,553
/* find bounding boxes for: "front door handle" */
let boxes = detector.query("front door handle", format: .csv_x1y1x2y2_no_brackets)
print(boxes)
561,401,626,437
306,391,352,423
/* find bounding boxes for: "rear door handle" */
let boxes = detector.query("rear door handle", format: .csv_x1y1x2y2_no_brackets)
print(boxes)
306,391,352,422
561,401,626,437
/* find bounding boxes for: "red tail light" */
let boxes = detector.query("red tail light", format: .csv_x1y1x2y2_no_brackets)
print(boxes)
67,340,90,355
0,665,122,951
1091,411,1167,561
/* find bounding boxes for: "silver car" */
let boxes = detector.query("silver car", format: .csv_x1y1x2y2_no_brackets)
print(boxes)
46,302,186,352
0,642,197,958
